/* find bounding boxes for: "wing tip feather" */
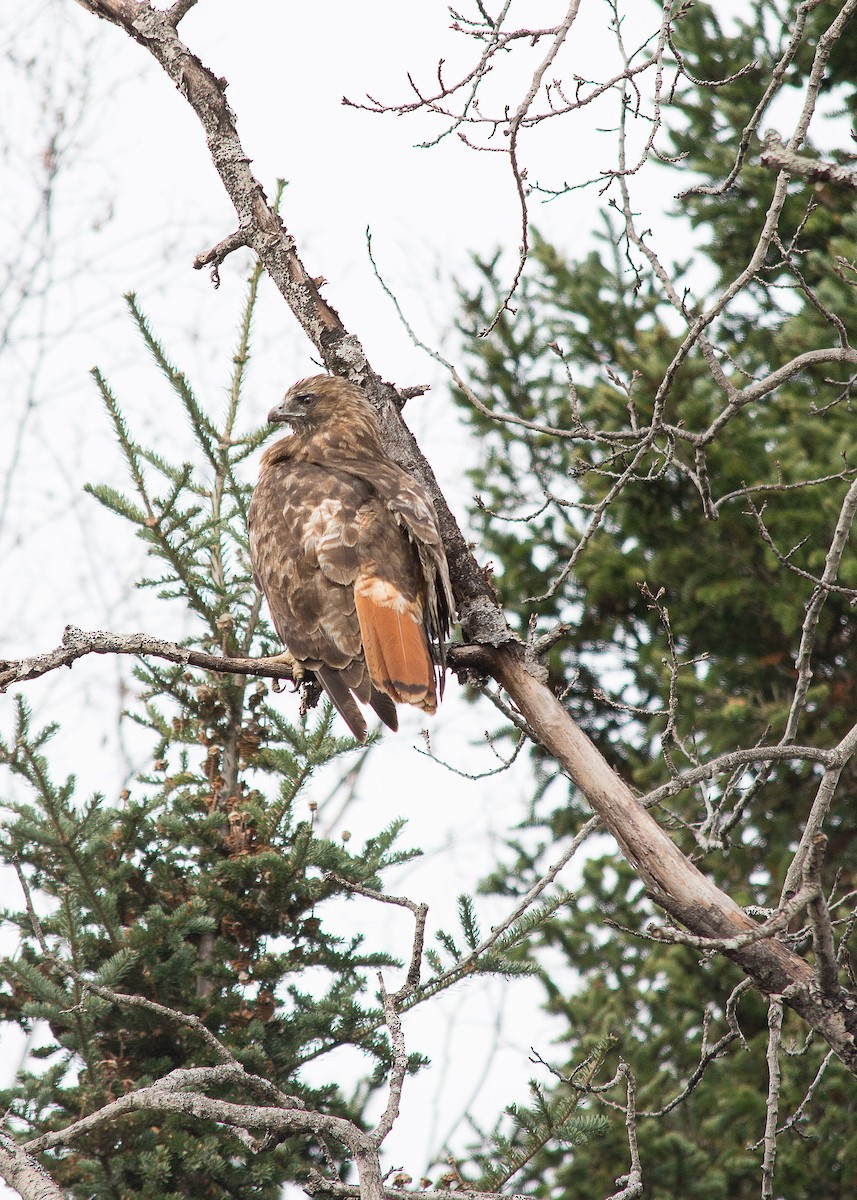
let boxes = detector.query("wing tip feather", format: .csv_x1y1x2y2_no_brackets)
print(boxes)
316,666,368,741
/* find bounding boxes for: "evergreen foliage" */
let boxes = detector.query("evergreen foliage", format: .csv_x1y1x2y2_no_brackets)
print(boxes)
451,3,857,1195
0,261,576,1198
0,271,423,1199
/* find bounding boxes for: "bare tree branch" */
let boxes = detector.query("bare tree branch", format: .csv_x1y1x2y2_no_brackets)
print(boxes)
0,623,495,694
761,130,857,191
305,1173,529,1200
0,1136,67,1200
605,1062,643,1200
22,1070,361,1155
0,623,297,691
761,997,784,1200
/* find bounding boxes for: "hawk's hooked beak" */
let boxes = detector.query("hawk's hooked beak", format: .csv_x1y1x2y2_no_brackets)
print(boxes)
268,389,314,425
267,398,296,425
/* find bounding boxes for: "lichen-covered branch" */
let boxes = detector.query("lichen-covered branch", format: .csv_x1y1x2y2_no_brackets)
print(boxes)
0,623,297,691
761,130,857,191
0,1136,66,1200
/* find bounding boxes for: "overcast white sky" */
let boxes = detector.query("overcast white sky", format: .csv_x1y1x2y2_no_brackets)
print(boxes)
0,0,751,1187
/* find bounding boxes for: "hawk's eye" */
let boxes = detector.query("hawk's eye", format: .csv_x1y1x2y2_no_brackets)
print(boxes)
295,394,313,406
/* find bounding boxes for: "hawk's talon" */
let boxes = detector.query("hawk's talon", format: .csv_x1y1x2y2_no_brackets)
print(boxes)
254,649,305,687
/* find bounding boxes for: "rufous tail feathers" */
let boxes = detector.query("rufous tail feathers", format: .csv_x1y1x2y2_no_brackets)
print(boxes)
354,578,437,712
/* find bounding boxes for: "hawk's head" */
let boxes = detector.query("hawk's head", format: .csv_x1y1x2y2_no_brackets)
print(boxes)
268,375,375,432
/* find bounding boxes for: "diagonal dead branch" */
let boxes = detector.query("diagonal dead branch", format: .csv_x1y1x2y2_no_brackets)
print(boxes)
0,1135,66,1200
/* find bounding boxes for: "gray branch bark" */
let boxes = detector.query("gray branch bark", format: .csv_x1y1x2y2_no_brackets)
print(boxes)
0,1137,66,1200
761,130,857,190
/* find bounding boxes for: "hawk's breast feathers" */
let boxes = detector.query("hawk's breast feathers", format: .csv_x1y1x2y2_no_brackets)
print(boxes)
248,376,454,741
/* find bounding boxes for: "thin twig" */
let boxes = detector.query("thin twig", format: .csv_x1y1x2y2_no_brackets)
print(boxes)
324,873,428,1004
648,882,820,954
305,1174,528,1200
606,1061,643,1200
193,228,251,287
804,837,840,994
761,997,784,1200
167,0,200,26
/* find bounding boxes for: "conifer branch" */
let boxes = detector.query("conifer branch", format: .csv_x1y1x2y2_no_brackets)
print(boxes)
407,816,595,1008
305,1174,528,1200
22,1068,365,1154
11,855,296,1086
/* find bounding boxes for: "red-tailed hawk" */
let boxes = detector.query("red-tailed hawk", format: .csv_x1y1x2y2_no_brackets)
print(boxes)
248,375,455,741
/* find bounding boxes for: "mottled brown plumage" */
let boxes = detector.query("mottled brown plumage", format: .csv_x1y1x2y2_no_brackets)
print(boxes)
248,375,455,741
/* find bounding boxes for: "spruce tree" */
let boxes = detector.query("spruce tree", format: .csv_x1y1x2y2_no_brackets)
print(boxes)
0,267,560,1199
0,272,424,1199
